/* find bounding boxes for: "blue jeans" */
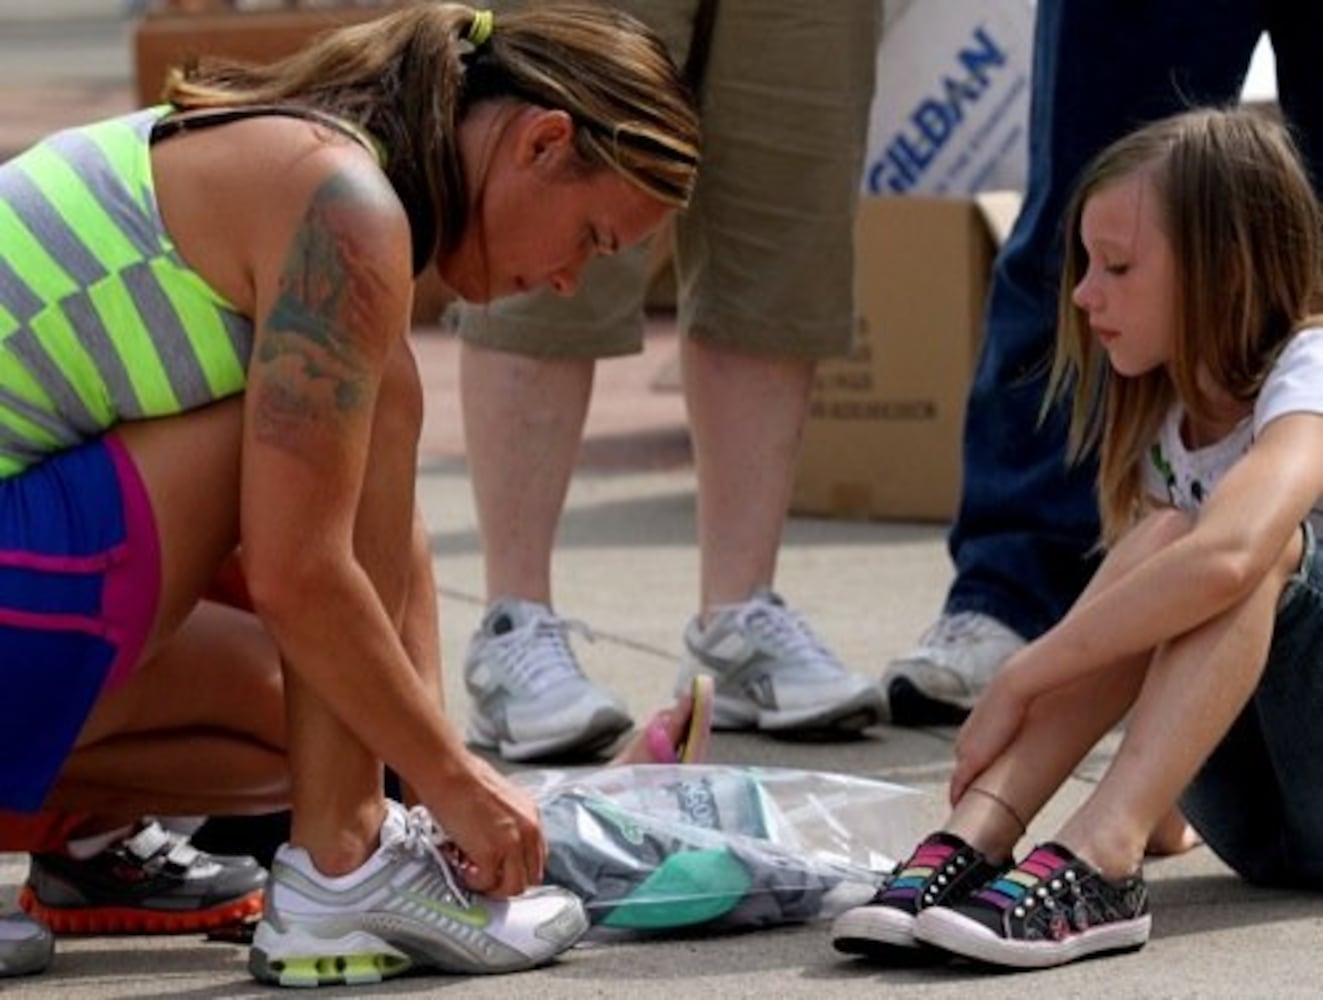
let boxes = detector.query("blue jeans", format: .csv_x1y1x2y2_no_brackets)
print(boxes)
1181,522,1323,888
946,0,1323,641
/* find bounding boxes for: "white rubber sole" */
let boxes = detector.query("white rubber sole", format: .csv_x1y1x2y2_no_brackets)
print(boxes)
830,904,919,953
914,906,1151,969
678,670,885,733
466,708,630,762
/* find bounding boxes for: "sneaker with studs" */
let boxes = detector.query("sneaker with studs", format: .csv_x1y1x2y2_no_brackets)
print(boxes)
913,841,1151,969
830,831,1008,961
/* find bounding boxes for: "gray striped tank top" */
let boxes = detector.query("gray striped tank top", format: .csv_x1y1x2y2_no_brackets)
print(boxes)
0,106,253,479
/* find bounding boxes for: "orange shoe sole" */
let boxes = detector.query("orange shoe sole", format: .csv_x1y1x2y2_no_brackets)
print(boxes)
18,885,264,936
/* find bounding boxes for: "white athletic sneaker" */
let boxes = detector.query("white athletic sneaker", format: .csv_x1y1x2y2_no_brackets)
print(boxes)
465,599,633,762
249,801,589,987
0,913,52,979
678,588,884,733
882,611,1026,725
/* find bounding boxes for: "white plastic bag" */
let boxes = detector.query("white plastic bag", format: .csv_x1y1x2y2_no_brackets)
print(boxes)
517,764,929,935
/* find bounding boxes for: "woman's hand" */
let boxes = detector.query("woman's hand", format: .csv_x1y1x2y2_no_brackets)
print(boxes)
427,754,546,899
950,674,1028,806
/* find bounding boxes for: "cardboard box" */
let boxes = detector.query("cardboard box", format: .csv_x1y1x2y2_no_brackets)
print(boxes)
864,0,1034,196
134,5,394,106
789,1,1030,521
791,192,1019,523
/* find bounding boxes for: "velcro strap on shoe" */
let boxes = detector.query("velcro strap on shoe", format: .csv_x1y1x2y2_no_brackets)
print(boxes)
123,821,202,869
164,837,201,868
124,821,171,861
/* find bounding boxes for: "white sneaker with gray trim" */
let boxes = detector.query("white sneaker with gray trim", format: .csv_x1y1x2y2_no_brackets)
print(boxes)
249,801,588,987
0,913,52,979
882,611,1026,725
677,588,884,733
465,598,633,762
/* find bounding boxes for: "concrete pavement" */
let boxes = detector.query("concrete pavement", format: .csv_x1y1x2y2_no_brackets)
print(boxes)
2,11,1321,999
3,330,1318,999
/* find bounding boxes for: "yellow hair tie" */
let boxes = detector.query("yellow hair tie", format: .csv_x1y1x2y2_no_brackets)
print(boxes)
467,9,495,47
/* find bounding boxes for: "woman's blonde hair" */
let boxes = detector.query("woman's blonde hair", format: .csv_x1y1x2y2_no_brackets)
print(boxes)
1046,106,1323,543
164,1,700,268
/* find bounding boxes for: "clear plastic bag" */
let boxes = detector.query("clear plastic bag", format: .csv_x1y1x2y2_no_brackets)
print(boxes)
515,764,929,936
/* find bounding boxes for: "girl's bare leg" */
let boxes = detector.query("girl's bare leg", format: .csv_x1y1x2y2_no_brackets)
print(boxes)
1145,808,1202,856
1057,532,1297,878
945,660,1149,860
942,510,1193,860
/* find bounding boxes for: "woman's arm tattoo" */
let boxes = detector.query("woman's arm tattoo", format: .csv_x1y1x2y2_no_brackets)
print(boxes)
255,171,396,447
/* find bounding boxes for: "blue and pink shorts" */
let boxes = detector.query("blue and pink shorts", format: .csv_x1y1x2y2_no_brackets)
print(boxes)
0,437,160,813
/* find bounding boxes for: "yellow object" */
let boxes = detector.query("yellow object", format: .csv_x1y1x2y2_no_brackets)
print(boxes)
467,9,494,47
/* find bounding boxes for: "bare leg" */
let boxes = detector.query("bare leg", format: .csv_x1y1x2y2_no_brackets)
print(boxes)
50,603,288,818
1145,807,1202,856
682,338,813,612
946,659,1149,861
942,510,1194,860
45,399,282,819
56,339,428,878
460,341,594,605
1057,532,1297,878
282,339,424,874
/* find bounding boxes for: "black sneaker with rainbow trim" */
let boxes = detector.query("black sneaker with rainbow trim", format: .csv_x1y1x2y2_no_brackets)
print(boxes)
913,841,1150,969
830,831,1007,961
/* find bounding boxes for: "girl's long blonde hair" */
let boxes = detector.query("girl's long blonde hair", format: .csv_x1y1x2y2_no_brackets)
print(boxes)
1046,107,1323,543
164,2,700,268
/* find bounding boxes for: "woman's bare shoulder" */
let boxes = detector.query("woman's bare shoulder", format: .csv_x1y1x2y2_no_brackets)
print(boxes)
153,114,409,314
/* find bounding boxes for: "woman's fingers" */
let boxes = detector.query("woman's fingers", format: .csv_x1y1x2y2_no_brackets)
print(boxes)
458,814,542,898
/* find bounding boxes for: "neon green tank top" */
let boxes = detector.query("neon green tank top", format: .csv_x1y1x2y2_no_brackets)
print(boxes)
0,106,256,478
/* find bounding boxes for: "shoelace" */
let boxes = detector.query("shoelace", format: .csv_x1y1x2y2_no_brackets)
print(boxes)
500,611,595,696
736,599,844,674
392,805,472,909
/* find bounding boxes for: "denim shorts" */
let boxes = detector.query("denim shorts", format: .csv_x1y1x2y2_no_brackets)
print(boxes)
0,437,160,812
1181,519,1323,888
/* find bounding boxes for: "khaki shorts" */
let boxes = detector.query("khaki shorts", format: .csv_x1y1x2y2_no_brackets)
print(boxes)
456,0,880,360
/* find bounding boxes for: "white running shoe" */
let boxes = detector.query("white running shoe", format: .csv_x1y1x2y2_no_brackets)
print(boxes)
882,611,1026,725
464,599,633,762
0,913,52,979
678,588,884,733
249,801,588,987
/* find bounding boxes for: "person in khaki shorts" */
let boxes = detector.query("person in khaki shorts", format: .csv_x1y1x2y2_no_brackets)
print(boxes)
455,0,886,761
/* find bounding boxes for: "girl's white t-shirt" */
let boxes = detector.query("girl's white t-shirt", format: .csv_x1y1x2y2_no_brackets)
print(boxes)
1142,326,1323,527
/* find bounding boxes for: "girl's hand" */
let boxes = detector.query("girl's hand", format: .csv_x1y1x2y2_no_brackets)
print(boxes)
950,677,1027,805
427,755,546,899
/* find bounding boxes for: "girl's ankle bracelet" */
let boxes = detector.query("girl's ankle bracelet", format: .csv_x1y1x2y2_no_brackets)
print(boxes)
964,786,1029,836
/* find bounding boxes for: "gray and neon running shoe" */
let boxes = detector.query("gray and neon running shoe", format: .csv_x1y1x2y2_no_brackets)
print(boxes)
249,801,588,987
